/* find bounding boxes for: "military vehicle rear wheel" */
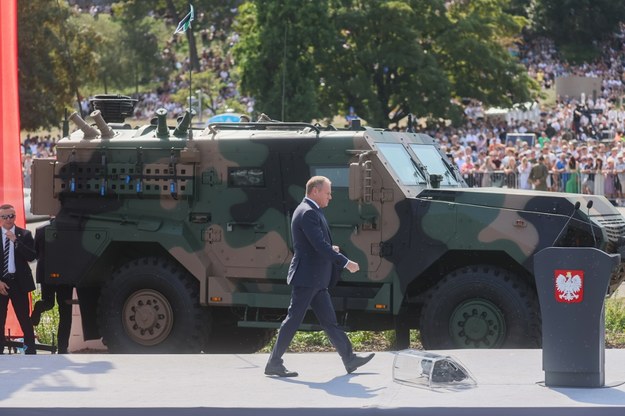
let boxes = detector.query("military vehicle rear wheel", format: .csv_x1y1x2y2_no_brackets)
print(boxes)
98,257,210,353
419,265,541,349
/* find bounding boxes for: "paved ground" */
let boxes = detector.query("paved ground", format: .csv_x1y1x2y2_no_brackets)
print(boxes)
5,208,623,416
1,350,625,416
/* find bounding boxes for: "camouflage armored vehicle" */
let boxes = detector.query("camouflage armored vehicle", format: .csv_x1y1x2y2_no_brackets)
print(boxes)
31,96,625,353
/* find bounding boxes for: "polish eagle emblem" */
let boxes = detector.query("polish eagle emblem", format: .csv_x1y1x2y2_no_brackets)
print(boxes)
554,270,584,303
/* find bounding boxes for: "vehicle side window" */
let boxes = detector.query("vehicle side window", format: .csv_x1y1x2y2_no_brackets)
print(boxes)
228,167,265,187
312,167,349,188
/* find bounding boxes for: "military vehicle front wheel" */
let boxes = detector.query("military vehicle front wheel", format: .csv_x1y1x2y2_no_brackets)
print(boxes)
98,257,209,353
419,266,541,349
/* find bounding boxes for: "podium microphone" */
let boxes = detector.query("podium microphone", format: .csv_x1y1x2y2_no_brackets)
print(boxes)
585,200,597,247
552,201,581,246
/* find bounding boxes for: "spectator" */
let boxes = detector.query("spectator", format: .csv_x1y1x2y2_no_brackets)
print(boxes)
580,156,595,194
503,157,517,188
565,156,579,193
594,158,606,196
616,154,625,200
604,158,617,199
529,156,549,191
517,156,532,189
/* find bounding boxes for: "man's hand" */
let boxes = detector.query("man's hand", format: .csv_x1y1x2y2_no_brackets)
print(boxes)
332,245,340,253
0,281,8,296
345,260,359,273
5,230,15,242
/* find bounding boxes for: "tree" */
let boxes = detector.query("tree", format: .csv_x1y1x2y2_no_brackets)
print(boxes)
234,0,335,121
530,0,625,62
112,0,242,72
436,0,535,108
234,0,536,127
108,2,167,93
18,0,98,130
319,0,452,126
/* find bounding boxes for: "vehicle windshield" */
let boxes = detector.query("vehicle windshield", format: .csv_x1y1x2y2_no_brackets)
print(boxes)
376,143,427,185
376,142,460,187
409,144,460,186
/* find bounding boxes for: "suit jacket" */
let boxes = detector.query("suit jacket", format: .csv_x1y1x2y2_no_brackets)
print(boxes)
287,199,348,288
6,226,37,293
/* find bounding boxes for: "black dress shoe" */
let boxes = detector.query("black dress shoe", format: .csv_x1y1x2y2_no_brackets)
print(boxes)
24,345,37,355
344,353,375,374
264,364,298,377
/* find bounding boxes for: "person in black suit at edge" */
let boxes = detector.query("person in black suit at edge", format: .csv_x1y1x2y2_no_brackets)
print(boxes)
31,221,73,354
0,204,37,354
265,176,375,377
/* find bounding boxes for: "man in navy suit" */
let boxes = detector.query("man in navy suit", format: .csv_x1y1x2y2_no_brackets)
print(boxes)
0,204,37,354
265,176,374,377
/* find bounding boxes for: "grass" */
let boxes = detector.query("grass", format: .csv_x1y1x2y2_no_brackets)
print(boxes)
606,297,625,348
27,295,625,352
261,297,625,353
260,329,423,354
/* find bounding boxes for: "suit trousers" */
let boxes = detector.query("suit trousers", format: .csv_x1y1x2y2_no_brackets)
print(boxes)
0,285,35,351
35,284,73,353
268,285,353,365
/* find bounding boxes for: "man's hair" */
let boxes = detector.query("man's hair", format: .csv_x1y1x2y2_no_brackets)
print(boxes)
306,176,330,195
0,204,14,210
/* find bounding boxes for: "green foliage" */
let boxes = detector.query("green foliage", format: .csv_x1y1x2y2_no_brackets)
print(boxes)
235,0,537,127
319,0,452,126
234,0,333,121
18,1,244,131
606,298,625,348
606,298,625,333
257,303,625,352
437,0,536,108
531,0,625,62
260,329,424,353
19,1,625,131
31,290,60,347
18,0,98,129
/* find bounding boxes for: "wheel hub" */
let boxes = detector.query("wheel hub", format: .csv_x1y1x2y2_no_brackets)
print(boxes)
450,299,505,348
123,289,174,346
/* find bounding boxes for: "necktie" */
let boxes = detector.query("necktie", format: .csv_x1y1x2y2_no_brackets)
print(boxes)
3,235,9,279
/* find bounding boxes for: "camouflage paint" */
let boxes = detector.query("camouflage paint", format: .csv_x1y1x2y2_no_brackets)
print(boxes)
29,107,625,351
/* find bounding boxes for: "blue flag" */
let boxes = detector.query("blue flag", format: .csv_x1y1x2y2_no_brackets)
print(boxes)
174,5,195,34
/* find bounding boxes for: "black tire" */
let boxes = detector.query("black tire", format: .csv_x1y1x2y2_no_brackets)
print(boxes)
204,309,276,353
419,265,541,349
98,257,210,353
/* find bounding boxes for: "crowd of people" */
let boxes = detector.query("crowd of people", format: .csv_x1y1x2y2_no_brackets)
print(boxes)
21,11,625,205
417,25,625,202
131,8,253,121
10,8,625,355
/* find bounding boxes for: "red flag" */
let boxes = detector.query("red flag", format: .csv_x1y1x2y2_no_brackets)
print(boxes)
0,0,29,340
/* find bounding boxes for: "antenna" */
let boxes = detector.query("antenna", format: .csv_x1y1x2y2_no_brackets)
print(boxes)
552,201,581,246
586,200,597,247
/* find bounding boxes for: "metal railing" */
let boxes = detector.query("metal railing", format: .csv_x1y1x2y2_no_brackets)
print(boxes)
460,170,623,198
